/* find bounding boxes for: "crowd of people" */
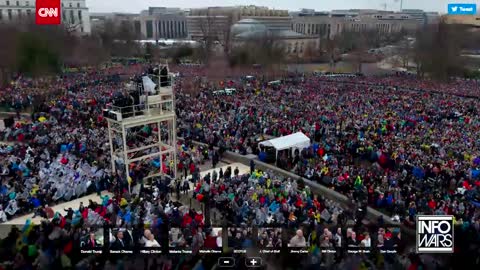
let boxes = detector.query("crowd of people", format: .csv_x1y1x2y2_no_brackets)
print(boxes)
175,68,480,232
258,228,283,248
0,62,479,269
316,73,480,98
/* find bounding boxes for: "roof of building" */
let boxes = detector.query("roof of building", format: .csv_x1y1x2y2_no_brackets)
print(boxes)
272,30,304,38
231,19,268,37
234,29,307,39
236,18,265,24
232,18,310,40
235,30,269,39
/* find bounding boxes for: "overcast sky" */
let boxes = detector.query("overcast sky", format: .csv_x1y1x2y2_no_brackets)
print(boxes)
86,0,480,14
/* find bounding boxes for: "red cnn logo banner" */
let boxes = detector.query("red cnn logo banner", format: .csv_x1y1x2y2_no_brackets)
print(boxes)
36,0,61,25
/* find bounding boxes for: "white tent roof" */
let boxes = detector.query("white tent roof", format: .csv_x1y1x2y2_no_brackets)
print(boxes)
259,132,310,151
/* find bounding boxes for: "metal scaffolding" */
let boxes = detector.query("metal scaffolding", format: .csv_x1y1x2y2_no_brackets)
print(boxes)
105,65,177,192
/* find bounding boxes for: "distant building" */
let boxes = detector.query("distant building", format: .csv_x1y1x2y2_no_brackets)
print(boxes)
231,18,319,59
443,14,480,28
291,12,343,39
291,9,439,39
139,7,187,40
90,12,140,34
187,5,292,41
0,0,91,34
91,7,187,40
187,15,231,41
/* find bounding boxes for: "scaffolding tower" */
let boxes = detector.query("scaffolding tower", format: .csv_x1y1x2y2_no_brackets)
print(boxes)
105,64,177,192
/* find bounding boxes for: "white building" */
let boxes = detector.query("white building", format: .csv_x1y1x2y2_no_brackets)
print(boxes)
0,0,91,34
60,0,91,34
91,7,187,40
291,9,439,39
140,7,187,40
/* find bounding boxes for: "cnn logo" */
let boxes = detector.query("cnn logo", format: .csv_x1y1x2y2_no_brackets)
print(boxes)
36,0,61,25
38,8,58,18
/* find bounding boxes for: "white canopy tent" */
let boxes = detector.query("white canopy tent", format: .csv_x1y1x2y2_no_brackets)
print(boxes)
258,132,311,162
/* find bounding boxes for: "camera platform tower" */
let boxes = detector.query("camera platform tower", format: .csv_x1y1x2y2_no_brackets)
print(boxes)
105,64,177,192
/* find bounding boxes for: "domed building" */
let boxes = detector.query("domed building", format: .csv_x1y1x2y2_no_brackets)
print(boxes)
230,18,268,37
231,19,319,59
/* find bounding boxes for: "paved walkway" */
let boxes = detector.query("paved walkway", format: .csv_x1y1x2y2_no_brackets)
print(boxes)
2,191,114,226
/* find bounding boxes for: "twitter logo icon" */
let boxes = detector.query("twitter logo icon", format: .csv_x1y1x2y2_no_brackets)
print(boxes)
448,4,476,15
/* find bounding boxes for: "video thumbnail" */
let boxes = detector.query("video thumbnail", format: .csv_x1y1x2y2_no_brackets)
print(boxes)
258,228,283,248
258,228,282,254
109,227,134,254
79,227,104,254
169,226,222,254
287,227,310,254
317,227,339,250
132,225,163,254
169,227,189,248
287,228,309,248
377,227,402,254
345,227,372,254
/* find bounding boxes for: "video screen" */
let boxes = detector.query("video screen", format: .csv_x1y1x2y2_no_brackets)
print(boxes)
169,226,222,254
1,0,478,269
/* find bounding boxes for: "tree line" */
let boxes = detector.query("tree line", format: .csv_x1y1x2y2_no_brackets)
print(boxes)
1,17,478,86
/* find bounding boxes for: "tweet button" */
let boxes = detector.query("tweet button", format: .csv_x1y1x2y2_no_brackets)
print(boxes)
448,3,477,15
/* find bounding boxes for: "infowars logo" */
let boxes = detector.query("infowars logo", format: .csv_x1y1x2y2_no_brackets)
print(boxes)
416,215,454,253
36,0,61,25
448,3,477,15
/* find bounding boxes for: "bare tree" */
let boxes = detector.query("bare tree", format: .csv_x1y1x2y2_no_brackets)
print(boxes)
303,41,317,62
65,22,83,34
398,38,411,68
198,15,217,64
325,37,340,70
344,32,367,73
221,13,235,56
413,18,465,80
92,19,141,58
0,25,19,86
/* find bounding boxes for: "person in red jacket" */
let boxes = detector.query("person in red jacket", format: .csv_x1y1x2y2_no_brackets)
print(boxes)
428,199,437,211
194,211,204,226
182,213,193,228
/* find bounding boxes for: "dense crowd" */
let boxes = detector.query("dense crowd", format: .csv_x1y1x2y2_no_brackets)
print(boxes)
316,74,480,98
0,63,479,269
0,69,125,222
175,70,480,232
